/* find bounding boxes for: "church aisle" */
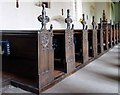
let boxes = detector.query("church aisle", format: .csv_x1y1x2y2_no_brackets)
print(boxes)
43,45,119,93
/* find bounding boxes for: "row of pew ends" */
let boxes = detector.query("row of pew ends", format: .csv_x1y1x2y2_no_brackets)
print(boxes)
1,4,120,94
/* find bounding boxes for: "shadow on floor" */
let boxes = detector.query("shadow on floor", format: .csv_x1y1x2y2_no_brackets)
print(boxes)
80,67,119,82
96,59,119,68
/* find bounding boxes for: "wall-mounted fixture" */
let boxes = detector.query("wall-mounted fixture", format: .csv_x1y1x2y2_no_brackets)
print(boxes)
35,0,50,8
16,0,19,8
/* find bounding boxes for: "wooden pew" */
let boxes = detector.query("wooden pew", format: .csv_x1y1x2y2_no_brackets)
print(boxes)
53,9,75,75
74,14,88,66
2,5,54,94
2,31,39,93
97,18,104,55
115,23,119,44
112,24,116,46
88,16,97,59
2,7,76,94
118,23,120,43
102,10,109,51
2,7,118,94
65,9,75,73
53,30,66,77
108,20,113,48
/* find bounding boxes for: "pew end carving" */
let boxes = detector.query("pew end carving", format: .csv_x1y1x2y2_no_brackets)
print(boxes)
65,9,75,73
102,10,109,50
97,18,104,54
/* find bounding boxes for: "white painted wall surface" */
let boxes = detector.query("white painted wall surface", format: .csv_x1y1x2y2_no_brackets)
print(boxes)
82,2,111,28
0,1,83,30
0,1,111,30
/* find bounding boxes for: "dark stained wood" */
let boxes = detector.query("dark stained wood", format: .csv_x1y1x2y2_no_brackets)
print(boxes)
112,25,116,46
97,18,104,54
53,30,66,76
81,14,88,63
2,31,39,93
115,23,119,44
74,31,83,66
90,16,98,58
38,30,54,91
88,29,97,58
102,10,109,50
108,20,113,48
119,23,120,43
74,29,88,64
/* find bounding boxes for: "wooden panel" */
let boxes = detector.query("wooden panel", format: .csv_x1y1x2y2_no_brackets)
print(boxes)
88,29,97,58
92,30,98,57
103,25,109,50
97,29,103,54
112,25,116,45
65,29,75,73
53,30,66,76
119,24,120,42
2,31,38,79
110,27,113,48
116,24,119,44
38,31,54,90
2,31,39,93
37,4,54,92
65,9,75,73
82,30,88,63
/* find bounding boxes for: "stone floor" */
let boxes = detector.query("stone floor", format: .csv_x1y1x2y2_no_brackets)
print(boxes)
2,85,30,93
44,45,119,93
1,45,119,94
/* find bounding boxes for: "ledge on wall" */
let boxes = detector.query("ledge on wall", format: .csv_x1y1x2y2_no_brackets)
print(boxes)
51,15,65,23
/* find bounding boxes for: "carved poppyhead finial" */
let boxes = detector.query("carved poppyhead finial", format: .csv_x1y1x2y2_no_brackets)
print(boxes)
81,14,86,30
65,9,72,29
100,18,103,29
67,9,70,18
38,4,50,30
110,20,112,25
92,16,95,22
83,14,85,20
100,18,102,23
42,4,45,9
50,24,53,31
71,24,74,30
102,10,106,21
92,16,96,29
